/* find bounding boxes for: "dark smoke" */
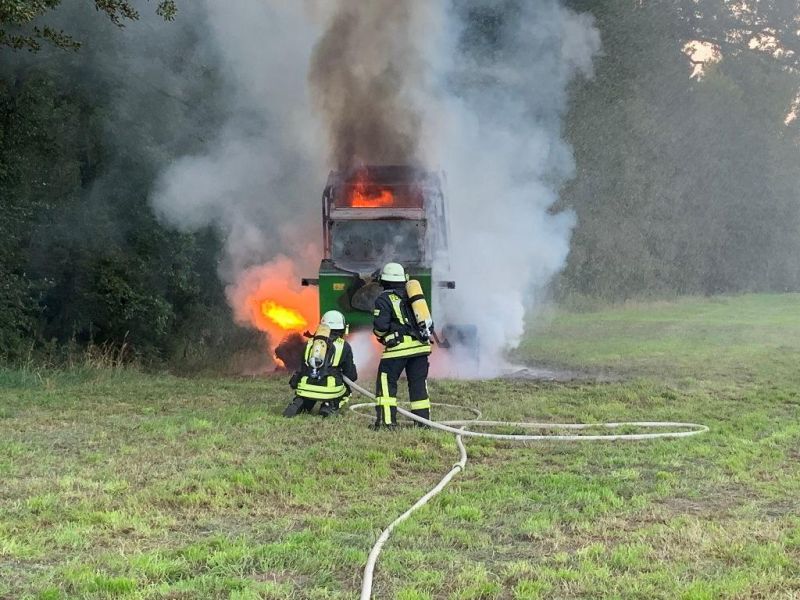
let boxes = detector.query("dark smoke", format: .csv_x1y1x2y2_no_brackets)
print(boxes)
308,2,424,169
275,332,306,372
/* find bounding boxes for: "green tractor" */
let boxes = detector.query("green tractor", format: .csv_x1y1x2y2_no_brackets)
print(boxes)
301,165,472,350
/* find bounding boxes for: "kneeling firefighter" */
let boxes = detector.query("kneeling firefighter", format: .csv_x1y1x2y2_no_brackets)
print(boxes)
372,262,433,428
283,310,358,418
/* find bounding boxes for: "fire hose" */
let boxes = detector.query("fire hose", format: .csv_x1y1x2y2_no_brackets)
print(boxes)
342,376,708,600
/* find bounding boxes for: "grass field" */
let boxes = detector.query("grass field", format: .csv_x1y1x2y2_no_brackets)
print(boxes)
2,294,799,599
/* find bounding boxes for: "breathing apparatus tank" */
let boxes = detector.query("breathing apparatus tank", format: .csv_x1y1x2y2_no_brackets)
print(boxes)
406,279,433,341
307,323,331,378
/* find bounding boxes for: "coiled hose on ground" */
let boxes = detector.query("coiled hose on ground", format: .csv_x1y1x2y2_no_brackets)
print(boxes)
342,376,708,600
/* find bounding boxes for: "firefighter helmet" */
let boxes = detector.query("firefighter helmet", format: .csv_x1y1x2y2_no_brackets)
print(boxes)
380,262,407,283
320,310,346,331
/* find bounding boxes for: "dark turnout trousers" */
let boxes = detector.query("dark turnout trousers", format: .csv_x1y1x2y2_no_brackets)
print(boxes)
374,354,431,427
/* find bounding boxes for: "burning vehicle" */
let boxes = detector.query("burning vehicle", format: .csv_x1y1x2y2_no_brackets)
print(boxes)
299,165,475,353
256,164,476,372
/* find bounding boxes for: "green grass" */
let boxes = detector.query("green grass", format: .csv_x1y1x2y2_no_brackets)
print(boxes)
2,293,800,599
522,293,800,382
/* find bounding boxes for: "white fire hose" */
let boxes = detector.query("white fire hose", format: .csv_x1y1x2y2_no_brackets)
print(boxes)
342,376,708,600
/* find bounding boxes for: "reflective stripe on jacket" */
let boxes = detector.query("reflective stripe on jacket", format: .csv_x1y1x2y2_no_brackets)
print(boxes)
373,290,431,359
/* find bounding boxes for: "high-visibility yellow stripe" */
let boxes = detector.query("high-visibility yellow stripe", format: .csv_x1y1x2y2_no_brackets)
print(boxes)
410,398,431,410
298,375,339,387
374,394,397,424
374,397,396,425
331,338,344,367
388,293,409,324
382,337,431,358
297,375,346,400
382,346,431,358
375,372,397,424
296,386,346,399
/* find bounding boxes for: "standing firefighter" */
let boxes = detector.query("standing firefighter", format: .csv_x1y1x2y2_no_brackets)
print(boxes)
372,262,432,428
283,310,357,418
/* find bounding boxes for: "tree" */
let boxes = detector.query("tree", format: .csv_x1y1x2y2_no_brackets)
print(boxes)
671,0,800,72
0,1,244,365
0,0,176,51
0,74,82,356
557,0,800,300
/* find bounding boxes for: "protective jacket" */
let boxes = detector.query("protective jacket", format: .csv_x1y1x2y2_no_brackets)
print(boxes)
290,334,357,401
372,288,431,359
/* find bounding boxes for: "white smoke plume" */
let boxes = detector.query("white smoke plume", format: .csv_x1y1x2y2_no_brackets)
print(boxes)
426,2,601,376
151,1,325,279
149,0,600,376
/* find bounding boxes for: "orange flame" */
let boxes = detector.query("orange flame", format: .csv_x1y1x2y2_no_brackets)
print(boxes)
227,257,318,368
349,181,395,207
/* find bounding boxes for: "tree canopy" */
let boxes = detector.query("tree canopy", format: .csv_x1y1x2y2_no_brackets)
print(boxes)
0,0,176,50
556,0,800,300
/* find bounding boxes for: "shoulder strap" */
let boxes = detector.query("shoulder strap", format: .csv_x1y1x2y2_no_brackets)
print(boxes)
331,338,345,367
388,293,411,326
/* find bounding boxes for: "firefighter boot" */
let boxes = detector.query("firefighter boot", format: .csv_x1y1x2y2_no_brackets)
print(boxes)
283,397,315,418
319,400,340,418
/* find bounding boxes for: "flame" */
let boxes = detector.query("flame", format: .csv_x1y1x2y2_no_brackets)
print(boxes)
261,300,307,331
349,181,395,207
226,256,318,368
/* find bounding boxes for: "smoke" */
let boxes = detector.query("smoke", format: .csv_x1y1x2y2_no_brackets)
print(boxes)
226,257,317,346
308,2,435,169
426,2,601,375
151,1,325,279
147,0,599,376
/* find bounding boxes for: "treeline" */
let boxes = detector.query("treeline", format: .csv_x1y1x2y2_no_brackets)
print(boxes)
0,2,257,364
2,0,800,364
558,0,800,299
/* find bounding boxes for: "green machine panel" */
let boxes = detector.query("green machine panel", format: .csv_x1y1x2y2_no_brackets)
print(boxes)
318,262,433,329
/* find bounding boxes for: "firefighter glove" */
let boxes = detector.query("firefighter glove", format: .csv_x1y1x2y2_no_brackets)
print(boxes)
382,332,401,348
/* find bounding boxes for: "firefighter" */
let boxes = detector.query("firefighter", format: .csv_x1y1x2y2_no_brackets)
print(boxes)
372,262,432,428
283,310,358,418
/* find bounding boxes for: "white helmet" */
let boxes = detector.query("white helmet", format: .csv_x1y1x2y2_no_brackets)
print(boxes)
380,262,406,283
320,310,346,330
